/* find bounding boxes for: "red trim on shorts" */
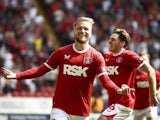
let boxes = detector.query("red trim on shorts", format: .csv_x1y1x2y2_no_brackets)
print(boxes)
105,114,117,120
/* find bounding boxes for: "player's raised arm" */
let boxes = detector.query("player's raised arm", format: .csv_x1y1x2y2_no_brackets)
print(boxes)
1,64,50,80
98,74,132,95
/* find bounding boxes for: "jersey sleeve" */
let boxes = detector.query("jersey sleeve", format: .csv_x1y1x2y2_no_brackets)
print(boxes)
45,49,60,70
125,51,144,69
95,52,107,77
16,64,50,80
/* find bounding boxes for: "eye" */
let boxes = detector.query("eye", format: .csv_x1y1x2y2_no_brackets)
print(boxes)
110,38,115,41
78,28,88,32
84,27,89,31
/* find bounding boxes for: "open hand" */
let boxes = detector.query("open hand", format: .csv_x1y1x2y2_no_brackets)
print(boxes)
117,84,135,95
1,67,17,79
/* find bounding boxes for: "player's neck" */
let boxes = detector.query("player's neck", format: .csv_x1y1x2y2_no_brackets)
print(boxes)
74,42,90,51
112,48,125,56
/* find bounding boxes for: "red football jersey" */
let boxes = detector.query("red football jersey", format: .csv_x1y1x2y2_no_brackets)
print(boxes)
134,70,160,109
45,44,108,116
103,49,144,108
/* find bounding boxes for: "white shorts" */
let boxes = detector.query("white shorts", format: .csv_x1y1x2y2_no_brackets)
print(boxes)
133,106,158,120
50,108,90,120
101,104,133,120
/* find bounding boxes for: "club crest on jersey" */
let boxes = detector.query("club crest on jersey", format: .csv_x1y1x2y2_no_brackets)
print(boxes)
64,54,70,59
84,57,92,64
116,57,122,63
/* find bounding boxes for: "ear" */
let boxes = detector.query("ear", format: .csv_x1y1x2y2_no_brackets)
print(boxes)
120,41,125,48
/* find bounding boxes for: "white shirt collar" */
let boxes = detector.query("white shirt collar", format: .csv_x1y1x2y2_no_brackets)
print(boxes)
113,48,125,56
73,43,90,53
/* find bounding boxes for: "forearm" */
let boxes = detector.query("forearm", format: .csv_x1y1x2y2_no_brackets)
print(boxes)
17,64,50,80
148,69,157,95
99,74,119,93
140,63,157,95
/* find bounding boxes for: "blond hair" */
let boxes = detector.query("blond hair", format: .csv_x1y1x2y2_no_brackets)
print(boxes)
74,17,94,27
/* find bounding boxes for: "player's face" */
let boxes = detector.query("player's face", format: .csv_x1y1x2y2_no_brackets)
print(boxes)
74,21,92,44
108,33,125,53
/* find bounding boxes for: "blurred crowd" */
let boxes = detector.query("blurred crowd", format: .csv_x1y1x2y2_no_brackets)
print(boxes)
0,0,160,113
41,0,160,68
0,0,57,97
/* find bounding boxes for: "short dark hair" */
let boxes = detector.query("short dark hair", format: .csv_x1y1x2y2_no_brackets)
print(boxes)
113,28,130,48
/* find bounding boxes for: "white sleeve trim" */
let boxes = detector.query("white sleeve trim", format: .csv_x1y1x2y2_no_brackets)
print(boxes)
97,72,108,78
44,62,54,70
137,61,145,70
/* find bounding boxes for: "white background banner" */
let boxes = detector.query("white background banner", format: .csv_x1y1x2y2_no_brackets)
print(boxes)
0,97,52,114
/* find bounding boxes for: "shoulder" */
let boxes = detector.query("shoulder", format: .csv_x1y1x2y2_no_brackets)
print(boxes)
55,44,72,54
49,44,72,57
58,44,72,51
88,47,104,62
103,51,112,58
123,50,137,55
89,46,102,56
122,50,139,58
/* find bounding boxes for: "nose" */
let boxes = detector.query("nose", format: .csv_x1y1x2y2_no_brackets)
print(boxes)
81,28,85,32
